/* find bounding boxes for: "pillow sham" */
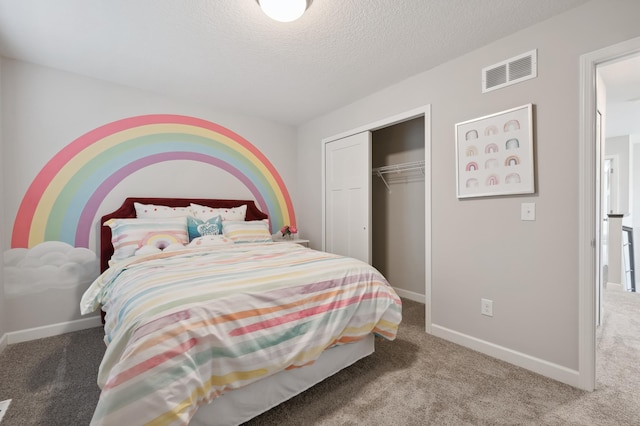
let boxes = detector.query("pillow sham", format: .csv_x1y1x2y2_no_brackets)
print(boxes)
187,235,233,247
190,203,247,221
105,217,188,261
134,242,185,257
134,202,193,218
222,220,273,243
187,215,223,241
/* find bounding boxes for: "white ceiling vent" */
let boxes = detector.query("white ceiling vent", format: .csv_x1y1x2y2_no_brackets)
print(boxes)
482,49,537,93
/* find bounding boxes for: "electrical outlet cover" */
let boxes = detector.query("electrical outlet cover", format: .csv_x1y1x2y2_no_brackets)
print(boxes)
481,298,493,317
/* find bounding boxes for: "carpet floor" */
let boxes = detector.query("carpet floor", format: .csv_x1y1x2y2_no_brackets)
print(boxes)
0,289,639,425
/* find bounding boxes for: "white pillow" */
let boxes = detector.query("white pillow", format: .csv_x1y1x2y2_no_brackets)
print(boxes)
190,203,247,221
187,235,233,247
105,217,188,261
222,220,273,243
134,202,193,218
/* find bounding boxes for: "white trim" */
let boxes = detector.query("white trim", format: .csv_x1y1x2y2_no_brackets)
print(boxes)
0,333,7,354
6,315,102,345
321,105,430,145
579,35,640,392
603,154,620,214
432,324,580,388
393,287,426,304
320,105,432,334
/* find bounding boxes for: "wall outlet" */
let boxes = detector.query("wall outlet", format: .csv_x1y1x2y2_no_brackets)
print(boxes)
481,298,493,317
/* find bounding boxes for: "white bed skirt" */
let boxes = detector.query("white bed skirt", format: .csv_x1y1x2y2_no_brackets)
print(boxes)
190,334,375,426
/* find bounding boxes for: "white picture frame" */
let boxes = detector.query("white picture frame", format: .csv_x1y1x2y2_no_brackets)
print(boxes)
455,104,534,198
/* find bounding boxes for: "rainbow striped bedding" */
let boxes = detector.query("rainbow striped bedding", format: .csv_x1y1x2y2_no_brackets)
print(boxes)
80,242,402,425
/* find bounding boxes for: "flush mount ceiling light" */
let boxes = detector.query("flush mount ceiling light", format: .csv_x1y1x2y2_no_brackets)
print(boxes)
257,0,313,23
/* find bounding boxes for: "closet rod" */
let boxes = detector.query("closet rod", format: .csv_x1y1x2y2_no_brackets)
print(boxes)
372,160,425,192
372,160,425,175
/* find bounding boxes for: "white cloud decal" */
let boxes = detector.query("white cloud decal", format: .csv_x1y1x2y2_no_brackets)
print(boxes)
3,241,99,298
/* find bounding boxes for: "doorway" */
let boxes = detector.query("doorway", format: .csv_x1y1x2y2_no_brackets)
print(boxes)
579,36,640,392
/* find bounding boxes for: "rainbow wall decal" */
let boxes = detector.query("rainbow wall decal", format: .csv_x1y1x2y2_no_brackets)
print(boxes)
11,114,295,248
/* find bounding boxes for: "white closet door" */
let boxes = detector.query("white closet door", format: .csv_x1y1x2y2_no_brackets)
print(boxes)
324,131,371,263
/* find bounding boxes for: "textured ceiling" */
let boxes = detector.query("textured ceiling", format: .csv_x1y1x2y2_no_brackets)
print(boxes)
0,0,589,126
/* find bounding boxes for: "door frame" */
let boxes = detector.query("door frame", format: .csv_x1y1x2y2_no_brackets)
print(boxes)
579,35,640,391
321,105,432,332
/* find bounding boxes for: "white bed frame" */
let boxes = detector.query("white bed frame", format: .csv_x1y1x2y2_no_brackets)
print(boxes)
190,334,375,426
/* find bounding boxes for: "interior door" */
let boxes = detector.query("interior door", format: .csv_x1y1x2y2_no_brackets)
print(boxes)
324,131,372,263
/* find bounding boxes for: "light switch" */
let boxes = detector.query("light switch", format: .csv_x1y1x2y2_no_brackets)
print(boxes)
521,202,535,221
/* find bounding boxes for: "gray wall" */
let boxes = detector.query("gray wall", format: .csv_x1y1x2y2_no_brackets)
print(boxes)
296,0,640,376
372,117,425,298
1,58,298,334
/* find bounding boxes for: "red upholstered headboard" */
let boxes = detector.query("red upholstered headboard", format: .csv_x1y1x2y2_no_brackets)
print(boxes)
99,197,269,273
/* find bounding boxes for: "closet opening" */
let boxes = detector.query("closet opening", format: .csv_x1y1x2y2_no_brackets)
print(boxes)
322,104,431,330
372,116,426,302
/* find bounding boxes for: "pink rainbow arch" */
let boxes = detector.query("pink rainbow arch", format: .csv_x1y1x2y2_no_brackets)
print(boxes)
11,114,295,248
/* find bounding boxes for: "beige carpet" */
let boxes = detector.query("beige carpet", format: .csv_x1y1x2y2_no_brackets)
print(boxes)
245,290,640,425
0,290,639,425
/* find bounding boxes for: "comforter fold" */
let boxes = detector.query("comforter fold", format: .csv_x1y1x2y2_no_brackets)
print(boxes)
81,243,402,425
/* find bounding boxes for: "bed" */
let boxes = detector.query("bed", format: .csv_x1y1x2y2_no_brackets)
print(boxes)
81,197,402,426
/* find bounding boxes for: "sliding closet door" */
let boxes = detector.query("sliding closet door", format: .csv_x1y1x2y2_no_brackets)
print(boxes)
324,132,372,263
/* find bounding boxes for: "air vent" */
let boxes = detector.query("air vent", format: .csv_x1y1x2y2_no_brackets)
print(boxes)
482,49,537,93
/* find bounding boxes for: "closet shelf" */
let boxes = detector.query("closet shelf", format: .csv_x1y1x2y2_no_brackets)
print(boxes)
372,160,425,192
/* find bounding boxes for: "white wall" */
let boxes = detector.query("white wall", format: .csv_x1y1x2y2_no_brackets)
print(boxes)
1,58,298,334
607,102,640,137
632,136,640,287
296,0,640,382
0,55,7,352
605,135,631,215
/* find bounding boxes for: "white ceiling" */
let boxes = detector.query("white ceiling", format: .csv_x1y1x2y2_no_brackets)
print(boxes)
0,0,590,126
599,54,640,138
600,54,640,103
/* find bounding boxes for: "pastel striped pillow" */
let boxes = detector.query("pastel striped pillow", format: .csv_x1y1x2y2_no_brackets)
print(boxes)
222,220,273,243
105,217,188,261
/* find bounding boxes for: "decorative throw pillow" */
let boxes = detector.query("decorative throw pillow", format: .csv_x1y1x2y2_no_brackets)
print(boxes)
134,242,185,257
134,202,193,218
222,220,273,243
105,217,188,261
190,203,247,221
187,215,222,241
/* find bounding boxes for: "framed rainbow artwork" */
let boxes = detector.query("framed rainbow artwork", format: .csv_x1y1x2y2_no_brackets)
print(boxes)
11,114,295,249
455,104,535,198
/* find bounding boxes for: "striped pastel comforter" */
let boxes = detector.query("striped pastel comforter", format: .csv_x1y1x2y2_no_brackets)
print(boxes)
80,242,402,425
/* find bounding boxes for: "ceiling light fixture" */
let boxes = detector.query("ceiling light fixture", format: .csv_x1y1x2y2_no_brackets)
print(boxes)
257,0,313,23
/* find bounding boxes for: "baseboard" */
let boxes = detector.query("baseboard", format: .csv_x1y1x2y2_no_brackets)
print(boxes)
393,287,425,304
7,316,102,345
0,332,7,354
431,324,581,388
606,282,624,291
